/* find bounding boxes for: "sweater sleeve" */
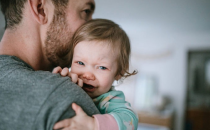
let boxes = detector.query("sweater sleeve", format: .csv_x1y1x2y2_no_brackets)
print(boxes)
94,89,139,130
93,114,119,130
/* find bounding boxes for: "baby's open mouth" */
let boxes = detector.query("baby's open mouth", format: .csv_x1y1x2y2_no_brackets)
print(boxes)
82,83,96,92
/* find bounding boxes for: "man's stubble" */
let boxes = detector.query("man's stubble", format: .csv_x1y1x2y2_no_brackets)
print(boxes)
44,10,73,69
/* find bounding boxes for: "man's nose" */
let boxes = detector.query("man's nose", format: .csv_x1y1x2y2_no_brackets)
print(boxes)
83,72,95,80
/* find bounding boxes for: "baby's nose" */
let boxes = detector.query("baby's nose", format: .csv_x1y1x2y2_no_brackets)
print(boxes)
83,72,95,80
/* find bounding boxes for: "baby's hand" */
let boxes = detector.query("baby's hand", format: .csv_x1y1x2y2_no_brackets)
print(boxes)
53,103,97,130
52,66,83,87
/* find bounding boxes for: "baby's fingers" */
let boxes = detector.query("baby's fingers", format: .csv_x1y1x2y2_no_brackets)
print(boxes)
77,78,83,87
53,119,71,130
69,73,78,83
52,66,62,74
68,73,83,87
60,67,70,76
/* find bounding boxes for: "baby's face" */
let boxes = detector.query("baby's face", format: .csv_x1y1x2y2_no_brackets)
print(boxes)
71,40,119,98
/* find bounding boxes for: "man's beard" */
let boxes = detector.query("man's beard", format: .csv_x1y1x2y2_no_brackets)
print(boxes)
44,11,73,68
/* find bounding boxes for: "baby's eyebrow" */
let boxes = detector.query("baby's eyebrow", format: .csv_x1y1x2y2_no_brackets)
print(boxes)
73,54,82,58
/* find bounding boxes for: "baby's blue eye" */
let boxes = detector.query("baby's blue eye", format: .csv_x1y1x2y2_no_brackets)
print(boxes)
99,66,107,70
78,61,84,65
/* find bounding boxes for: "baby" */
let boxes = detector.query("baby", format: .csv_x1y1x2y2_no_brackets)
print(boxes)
53,19,138,130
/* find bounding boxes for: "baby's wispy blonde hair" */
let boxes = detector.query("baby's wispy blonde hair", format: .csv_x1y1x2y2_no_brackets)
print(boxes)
70,19,137,79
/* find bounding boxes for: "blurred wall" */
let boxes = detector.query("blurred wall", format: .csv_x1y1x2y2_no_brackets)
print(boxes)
93,0,210,130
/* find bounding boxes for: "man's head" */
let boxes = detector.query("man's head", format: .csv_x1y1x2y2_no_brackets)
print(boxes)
43,0,95,68
0,0,95,28
71,19,137,79
0,0,67,29
0,0,95,69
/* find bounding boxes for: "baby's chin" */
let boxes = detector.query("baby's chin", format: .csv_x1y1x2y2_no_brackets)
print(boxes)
85,92,99,99
88,92,107,99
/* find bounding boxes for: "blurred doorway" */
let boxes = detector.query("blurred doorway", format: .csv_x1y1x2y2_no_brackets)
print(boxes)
185,50,210,130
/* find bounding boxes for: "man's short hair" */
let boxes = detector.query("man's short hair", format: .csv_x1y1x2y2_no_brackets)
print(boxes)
0,0,69,29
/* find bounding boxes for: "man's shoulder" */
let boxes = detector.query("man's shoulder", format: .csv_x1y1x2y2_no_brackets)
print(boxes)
0,55,76,96
31,70,72,87
15,65,75,94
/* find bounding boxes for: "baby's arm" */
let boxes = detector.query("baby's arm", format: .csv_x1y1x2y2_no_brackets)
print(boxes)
94,90,139,130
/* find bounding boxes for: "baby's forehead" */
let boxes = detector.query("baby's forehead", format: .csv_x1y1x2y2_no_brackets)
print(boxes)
76,40,119,58
75,39,121,60
97,40,120,53
91,39,120,49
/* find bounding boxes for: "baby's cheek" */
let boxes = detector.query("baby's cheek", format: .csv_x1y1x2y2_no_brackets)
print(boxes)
101,79,114,90
71,66,81,75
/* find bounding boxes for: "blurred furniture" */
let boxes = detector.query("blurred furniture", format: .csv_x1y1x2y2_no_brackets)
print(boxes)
138,123,169,130
185,108,210,130
137,106,174,130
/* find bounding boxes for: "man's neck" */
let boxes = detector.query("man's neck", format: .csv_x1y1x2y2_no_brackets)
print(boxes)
0,28,52,71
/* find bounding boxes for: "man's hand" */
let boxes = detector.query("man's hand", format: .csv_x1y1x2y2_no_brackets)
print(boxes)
53,103,97,130
52,66,83,87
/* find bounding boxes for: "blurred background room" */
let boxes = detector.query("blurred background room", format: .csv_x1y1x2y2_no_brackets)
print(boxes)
1,0,210,130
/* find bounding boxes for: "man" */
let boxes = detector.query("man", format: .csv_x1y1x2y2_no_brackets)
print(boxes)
0,0,99,129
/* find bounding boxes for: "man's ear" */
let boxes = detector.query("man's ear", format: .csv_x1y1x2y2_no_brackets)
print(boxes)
28,0,48,24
